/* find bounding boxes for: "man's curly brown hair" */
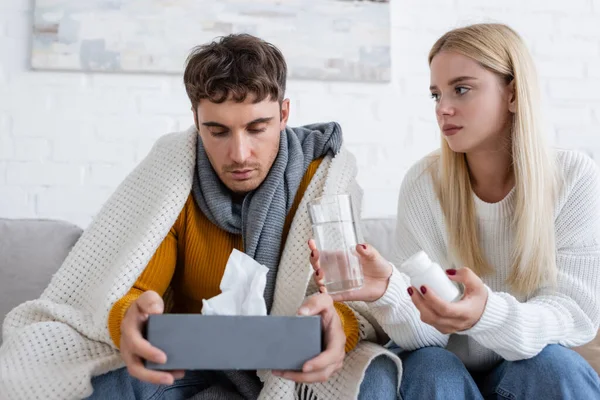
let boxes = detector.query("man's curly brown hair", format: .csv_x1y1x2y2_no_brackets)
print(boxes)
183,33,287,109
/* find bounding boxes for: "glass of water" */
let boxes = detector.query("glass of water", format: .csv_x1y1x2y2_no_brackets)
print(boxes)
307,194,364,294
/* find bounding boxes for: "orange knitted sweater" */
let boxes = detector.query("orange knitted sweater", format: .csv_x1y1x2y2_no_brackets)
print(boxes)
108,158,359,352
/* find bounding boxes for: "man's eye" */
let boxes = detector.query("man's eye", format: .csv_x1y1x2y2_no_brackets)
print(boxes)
248,128,266,134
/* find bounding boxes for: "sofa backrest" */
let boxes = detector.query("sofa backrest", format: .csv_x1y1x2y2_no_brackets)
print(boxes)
3,216,597,377
0,218,83,343
360,217,397,261
0,217,395,342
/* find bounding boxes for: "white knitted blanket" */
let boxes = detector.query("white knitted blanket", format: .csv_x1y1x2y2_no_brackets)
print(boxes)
0,127,401,400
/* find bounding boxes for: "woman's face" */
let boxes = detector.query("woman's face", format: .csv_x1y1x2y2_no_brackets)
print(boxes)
429,51,515,154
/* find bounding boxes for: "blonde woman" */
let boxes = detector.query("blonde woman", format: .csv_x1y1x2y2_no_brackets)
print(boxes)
309,24,600,399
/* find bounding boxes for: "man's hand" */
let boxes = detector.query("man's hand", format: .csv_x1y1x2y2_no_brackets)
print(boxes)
120,290,185,385
272,293,346,383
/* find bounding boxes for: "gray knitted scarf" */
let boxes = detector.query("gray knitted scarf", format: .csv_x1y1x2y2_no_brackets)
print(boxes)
191,121,342,312
188,122,342,400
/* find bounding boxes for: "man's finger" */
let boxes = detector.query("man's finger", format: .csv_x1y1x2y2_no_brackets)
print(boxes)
170,370,186,380
129,335,168,364
302,316,345,372
298,293,334,317
122,322,166,364
127,355,176,385
135,291,164,315
273,363,340,383
302,343,344,373
119,341,134,366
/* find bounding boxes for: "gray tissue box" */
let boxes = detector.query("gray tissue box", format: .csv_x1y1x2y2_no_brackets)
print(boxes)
144,314,322,371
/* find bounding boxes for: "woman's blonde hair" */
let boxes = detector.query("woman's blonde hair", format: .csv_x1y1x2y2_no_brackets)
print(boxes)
429,23,557,296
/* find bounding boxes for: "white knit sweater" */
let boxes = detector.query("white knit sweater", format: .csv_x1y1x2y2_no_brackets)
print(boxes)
0,127,401,400
369,149,600,371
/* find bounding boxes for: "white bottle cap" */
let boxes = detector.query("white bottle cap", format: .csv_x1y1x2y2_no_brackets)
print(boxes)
400,251,432,278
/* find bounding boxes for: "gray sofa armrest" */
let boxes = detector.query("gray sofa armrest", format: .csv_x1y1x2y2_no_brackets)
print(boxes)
0,218,82,343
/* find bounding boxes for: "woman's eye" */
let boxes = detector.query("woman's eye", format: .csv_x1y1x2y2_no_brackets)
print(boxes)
456,86,470,95
430,92,440,102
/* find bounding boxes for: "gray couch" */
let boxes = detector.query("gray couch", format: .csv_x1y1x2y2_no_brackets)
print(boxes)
0,218,83,340
0,217,396,345
1,217,598,375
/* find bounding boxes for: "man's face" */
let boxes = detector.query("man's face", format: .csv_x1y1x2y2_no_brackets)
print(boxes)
194,96,290,194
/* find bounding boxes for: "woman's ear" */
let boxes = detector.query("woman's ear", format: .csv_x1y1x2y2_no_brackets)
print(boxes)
507,80,516,114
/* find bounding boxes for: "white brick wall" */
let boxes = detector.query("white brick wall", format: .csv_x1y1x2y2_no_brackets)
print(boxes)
1,0,600,227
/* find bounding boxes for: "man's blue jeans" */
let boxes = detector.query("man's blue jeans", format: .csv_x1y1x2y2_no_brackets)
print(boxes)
86,355,400,399
397,344,600,400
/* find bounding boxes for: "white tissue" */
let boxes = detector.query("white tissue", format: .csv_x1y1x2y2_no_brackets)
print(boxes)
202,249,269,316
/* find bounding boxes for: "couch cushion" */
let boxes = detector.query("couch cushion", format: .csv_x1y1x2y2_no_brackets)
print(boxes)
360,217,396,262
0,218,82,342
574,331,600,374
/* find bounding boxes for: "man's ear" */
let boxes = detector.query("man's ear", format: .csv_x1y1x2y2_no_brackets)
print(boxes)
192,106,199,131
507,80,516,114
279,99,290,130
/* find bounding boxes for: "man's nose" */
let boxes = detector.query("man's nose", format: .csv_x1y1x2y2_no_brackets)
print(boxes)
230,132,251,164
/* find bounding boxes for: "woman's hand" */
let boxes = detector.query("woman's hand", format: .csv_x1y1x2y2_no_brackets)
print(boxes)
308,239,393,303
408,267,488,334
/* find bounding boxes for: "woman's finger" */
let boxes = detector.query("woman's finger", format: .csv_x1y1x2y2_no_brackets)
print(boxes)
314,266,326,288
419,286,463,319
446,267,484,296
409,286,441,323
308,240,321,271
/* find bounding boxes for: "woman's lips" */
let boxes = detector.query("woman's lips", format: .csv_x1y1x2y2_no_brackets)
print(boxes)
442,124,463,136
